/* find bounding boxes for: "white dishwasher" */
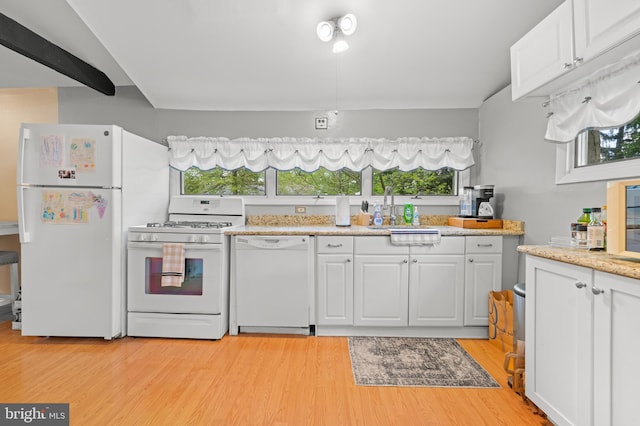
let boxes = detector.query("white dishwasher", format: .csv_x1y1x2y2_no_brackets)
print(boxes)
230,235,314,335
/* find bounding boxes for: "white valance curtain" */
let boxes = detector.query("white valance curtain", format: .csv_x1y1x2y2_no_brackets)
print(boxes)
167,136,475,172
545,49,640,143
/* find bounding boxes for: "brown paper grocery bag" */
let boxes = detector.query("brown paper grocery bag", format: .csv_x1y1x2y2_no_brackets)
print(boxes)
488,290,514,353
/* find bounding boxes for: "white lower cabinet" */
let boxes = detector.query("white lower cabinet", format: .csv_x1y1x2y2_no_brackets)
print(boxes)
525,255,640,426
354,253,409,326
464,236,503,326
316,236,354,325
352,236,466,328
316,235,506,335
409,239,465,327
592,270,640,426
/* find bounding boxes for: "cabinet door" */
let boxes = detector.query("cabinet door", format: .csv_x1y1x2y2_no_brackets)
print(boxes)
592,271,640,426
316,254,353,325
574,0,640,62
525,256,592,426
464,253,502,326
510,1,574,100
409,255,464,327
354,255,408,327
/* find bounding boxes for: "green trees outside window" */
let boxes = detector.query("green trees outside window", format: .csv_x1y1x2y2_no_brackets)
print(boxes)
183,167,265,195
579,114,640,166
183,166,457,197
277,168,361,196
372,168,455,195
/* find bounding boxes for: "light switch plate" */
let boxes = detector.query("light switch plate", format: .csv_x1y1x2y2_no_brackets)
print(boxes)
295,206,306,214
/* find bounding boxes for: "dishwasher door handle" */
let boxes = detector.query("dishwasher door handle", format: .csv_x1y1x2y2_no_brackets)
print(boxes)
236,236,308,250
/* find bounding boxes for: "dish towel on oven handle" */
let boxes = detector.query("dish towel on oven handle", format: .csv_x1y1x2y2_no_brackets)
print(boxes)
161,243,185,287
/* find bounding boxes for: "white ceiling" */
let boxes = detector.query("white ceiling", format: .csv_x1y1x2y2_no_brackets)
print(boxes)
0,0,564,111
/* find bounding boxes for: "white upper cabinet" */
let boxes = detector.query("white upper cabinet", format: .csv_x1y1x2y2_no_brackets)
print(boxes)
511,0,640,101
574,0,640,61
510,2,574,101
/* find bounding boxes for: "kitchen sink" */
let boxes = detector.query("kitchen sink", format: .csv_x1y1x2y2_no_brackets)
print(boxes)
367,225,442,245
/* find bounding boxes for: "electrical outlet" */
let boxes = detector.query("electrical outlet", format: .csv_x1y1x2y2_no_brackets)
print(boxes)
315,117,328,130
295,206,306,214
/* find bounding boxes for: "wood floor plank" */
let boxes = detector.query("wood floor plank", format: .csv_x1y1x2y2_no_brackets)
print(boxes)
0,322,550,425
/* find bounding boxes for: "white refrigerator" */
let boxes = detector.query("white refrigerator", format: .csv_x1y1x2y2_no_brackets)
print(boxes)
17,123,169,339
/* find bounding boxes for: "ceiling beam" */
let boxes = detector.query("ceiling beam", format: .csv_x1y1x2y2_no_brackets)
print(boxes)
0,13,115,96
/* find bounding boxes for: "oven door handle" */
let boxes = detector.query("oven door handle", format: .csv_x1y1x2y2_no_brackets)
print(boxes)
127,241,222,250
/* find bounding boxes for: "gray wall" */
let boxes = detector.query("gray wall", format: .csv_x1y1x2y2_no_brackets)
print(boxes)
59,86,478,142
58,85,478,216
478,86,609,280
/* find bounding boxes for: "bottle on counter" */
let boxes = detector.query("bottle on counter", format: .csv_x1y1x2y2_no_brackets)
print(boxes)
573,208,592,248
412,206,420,226
403,203,413,224
577,207,592,225
372,203,383,226
587,207,605,251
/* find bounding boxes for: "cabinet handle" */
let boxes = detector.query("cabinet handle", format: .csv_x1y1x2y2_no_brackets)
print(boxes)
563,62,573,69
477,243,493,247
403,259,408,263
575,281,587,289
573,57,584,66
327,243,343,248
592,287,604,295
412,259,418,263
346,258,351,263
468,258,474,263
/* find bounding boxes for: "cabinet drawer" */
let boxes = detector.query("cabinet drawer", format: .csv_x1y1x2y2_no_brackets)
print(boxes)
354,236,410,255
410,236,465,255
466,236,503,254
317,236,354,254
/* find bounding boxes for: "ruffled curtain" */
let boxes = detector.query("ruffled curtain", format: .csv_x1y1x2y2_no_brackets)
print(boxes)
545,49,640,142
167,136,475,172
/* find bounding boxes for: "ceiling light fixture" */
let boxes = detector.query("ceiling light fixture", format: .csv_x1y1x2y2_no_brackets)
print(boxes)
317,13,357,53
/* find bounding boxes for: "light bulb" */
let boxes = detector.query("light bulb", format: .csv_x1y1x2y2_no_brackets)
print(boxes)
332,39,349,54
316,21,334,42
338,14,357,36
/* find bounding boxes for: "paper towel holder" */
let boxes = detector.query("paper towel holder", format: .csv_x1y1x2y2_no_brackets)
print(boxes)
335,196,351,227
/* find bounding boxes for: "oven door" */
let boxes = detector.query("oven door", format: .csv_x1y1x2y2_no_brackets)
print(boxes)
127,241,226,314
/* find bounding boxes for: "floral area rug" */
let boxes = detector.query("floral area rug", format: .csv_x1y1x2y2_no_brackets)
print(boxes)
348,337,500,388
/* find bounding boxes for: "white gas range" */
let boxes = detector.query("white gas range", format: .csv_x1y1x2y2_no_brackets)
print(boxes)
127,196,244,339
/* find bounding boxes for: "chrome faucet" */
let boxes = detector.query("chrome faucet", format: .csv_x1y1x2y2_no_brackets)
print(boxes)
383,186,395,225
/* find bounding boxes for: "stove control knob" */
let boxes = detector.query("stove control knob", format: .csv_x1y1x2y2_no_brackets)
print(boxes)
139,234,147,241
188,235,197,243
201,235,209,243
151,234,158,242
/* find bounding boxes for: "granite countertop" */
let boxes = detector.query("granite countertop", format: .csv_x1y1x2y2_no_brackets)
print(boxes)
226,216,524,237
518,245,640,280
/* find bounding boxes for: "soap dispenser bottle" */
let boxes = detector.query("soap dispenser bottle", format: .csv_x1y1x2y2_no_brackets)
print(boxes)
373,203,383,226
412,206,420,226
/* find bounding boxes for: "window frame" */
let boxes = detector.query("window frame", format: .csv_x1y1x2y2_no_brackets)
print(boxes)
170,167,468,207
555,133,640,184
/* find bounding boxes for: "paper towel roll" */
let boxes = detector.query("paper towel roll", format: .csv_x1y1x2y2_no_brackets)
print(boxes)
335,196,351,226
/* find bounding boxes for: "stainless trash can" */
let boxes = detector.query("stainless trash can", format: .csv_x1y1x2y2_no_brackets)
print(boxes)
513,282,526,343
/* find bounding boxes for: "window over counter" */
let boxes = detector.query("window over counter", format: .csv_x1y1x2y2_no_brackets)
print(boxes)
372,168,456,196
178,166,466,202
277,168,361,196
575,115,640,168
169,135,473,203
556,112,640,184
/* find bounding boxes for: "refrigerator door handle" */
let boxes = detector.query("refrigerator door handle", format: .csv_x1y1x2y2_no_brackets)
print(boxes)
17,186,31,243
18,128,29,185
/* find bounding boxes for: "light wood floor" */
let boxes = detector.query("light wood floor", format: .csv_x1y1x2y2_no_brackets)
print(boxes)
0,322,550,425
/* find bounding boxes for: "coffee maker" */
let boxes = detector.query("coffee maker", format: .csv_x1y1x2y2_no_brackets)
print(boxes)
473,185,495,218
